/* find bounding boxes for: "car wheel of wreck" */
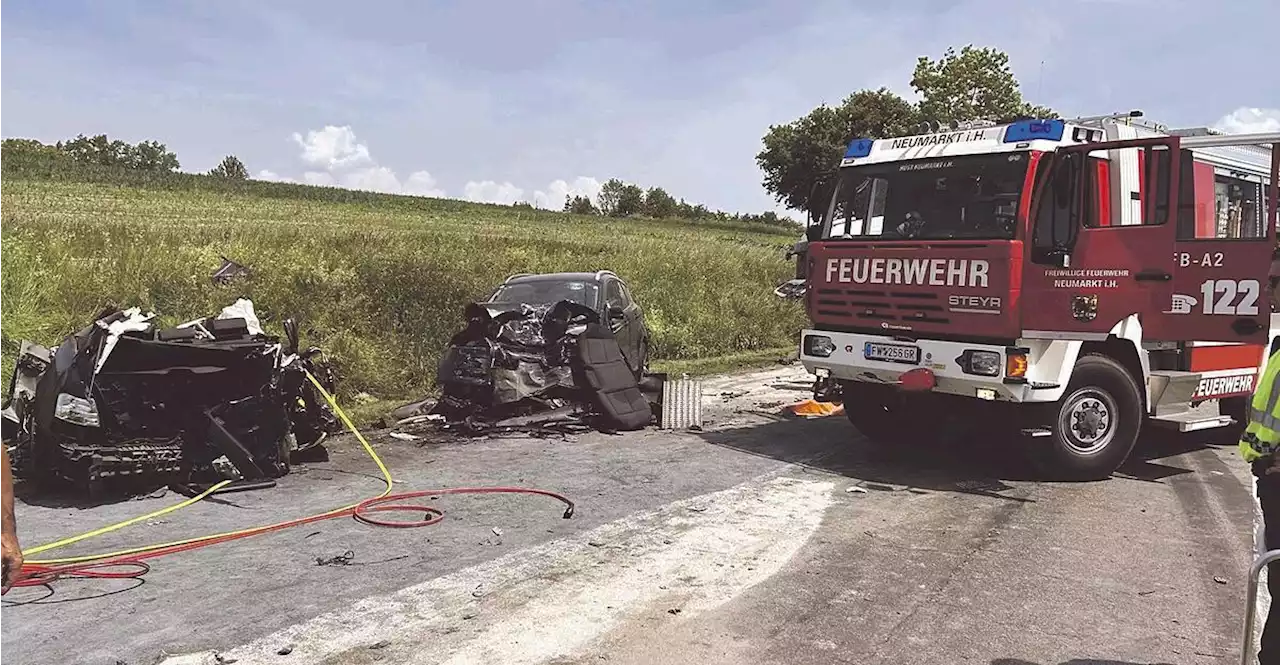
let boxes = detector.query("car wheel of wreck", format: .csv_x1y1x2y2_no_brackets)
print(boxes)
636,339,650,380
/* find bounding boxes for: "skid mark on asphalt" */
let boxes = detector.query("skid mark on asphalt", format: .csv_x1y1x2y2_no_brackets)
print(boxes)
159,475,835,665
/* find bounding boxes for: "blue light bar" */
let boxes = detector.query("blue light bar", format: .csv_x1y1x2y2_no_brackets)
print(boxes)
1003,119,1065,143
844,138,874,159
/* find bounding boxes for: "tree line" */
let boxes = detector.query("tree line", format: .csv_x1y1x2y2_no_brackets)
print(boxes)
562,178,797,229
2,134,250,179
754,45,1057,223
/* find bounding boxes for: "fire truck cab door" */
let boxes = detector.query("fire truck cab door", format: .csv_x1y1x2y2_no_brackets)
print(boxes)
1024,138,1180,340
1159,148,1275,344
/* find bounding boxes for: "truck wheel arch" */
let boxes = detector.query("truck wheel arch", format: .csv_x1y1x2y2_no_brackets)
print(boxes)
1079,336,1148,414
1022,314,1149,408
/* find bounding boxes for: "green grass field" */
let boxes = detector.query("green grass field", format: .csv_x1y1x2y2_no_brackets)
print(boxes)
0,177,806,407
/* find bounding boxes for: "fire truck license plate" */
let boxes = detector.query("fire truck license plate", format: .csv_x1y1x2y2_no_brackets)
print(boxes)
864,342,920,365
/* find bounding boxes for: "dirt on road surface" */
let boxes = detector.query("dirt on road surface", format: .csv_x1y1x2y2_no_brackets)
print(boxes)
0,366,1260,665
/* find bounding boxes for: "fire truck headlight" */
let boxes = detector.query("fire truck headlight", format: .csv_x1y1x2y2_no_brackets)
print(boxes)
804,335,836,358
958,350,1002,377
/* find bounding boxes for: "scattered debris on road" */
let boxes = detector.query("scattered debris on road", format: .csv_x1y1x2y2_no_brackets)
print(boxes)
316,550,356,567
1,299,340,497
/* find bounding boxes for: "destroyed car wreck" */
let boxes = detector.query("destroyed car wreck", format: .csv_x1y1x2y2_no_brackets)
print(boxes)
422,297,655,436
2,299,340,497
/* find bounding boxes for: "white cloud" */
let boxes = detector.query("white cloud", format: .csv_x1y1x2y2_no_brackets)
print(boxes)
532,176,603,210
291,125,373,170
263,126,449,198
463,180,525,205
269,124,586,206
462,176,604,209
342,165,402,194
303,171,335,187
1213,107,1280,134
403,171,446,197
254,169,295,183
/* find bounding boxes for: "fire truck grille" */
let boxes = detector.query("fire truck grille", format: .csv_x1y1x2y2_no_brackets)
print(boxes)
813,288,949,324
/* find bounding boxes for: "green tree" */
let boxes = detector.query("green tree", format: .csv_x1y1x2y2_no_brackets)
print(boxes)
127,140,180,172
756,88,919,222
564,194,599,215
597,178,625,217
643,186,678,219
55,134,180,171
615,183,645,217
756,45,1053,220
208,155,249,180
59,134,128,166
911,45,1056,127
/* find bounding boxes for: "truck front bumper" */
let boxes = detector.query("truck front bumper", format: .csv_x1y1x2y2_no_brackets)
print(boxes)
799,329,1059,404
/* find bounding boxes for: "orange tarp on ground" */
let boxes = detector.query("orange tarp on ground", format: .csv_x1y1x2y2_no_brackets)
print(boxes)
783,399,844,418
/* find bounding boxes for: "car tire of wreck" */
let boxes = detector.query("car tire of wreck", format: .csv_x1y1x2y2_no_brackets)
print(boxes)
1031,354,1143,481
636,338,650,381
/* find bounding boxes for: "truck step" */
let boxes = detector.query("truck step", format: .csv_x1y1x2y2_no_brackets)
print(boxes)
1147,370,1204,417
1149,410,1235,432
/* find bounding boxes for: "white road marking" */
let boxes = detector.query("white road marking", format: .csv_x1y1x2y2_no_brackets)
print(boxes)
160,475,835,665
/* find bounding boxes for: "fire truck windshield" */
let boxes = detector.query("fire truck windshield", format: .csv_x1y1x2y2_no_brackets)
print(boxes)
822,152,1029,241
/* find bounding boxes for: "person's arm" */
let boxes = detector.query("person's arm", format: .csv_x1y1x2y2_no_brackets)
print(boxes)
1,444,22,592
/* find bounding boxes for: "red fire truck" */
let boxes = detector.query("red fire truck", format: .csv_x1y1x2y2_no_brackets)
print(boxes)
797,111,1280,479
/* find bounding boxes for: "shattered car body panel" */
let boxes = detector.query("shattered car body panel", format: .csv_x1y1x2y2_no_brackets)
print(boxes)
432,298,652,434
2,300,340,494
436,301,598,411
484,271,650,378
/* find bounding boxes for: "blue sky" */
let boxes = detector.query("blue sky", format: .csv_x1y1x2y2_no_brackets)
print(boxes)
3,0,1278,216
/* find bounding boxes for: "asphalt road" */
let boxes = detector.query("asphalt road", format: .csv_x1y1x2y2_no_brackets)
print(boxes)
0,366,1261,665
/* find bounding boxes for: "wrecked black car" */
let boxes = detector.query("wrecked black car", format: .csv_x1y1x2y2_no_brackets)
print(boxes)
483,271,650,379
1,299,339,496
429,285,654,435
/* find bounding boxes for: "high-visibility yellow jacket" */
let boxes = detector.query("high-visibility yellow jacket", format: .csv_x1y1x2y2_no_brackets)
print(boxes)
1239,348,1280,463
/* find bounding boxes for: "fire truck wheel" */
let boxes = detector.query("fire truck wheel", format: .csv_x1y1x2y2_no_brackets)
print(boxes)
1037,354,1143,480
841,383,928,445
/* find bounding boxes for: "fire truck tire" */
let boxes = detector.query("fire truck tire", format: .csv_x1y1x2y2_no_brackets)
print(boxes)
1036,354,1143,481
841,382,927,445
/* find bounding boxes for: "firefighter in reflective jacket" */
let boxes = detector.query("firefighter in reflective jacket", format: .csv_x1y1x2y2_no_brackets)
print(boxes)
1243,262,1280,663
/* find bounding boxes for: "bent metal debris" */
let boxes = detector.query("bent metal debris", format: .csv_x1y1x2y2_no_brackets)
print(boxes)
1,298,340,497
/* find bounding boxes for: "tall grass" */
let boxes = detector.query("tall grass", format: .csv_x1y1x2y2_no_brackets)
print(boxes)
1,179,806,402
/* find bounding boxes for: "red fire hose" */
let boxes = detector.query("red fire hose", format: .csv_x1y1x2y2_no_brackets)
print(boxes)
6,371,574,592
